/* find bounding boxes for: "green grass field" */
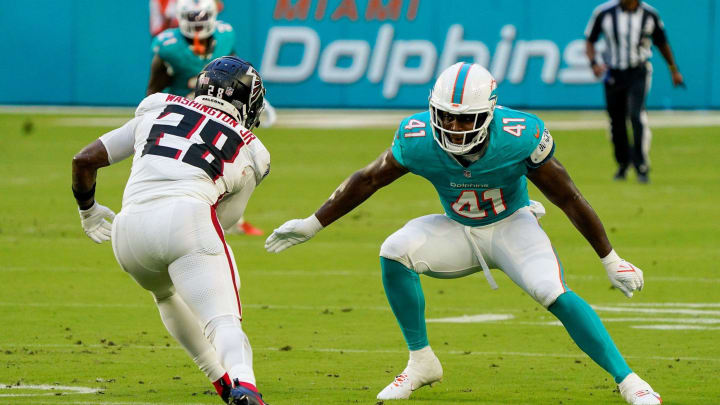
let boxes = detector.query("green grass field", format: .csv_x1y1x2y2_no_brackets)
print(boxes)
1,111,719,404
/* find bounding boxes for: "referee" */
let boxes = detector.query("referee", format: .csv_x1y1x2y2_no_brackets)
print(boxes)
585,0,684,183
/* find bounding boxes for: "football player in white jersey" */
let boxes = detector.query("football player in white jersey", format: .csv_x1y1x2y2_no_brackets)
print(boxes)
72,56,270,405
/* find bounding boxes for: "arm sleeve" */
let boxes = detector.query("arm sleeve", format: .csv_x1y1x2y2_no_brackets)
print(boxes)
525,127,555,170
99,117,141,164
650,12,668,46
584,8,604,42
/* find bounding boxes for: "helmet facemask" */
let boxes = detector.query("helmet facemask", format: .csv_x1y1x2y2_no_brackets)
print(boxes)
429,99,494,155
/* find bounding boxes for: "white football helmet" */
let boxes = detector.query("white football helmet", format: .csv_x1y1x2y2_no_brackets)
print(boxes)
429,62,498,154
177,0,217,40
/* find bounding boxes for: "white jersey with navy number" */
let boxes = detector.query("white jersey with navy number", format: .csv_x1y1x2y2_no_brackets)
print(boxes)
99,93,270,208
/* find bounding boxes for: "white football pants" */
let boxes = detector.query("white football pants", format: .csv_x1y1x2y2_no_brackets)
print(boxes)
111,197,255,385
379,206,568,308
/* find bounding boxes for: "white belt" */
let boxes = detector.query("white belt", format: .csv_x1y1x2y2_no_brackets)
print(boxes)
463,226,498,290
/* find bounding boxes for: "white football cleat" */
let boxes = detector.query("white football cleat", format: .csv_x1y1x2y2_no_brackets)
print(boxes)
377,347,443,400
618,373,662,404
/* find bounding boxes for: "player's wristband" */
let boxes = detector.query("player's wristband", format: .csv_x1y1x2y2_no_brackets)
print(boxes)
73,183,96,201
668,64,679,73
590,60,598,67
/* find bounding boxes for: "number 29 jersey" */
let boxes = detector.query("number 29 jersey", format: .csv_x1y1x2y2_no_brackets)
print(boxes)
391,107,554,227
99,93,270,208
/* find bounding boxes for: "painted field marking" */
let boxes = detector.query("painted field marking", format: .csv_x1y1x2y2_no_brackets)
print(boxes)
632,325,720,330
592,305,720,316
569,274,720,283
0,383,99,397
427,314,514,323
29,402,206,405
615,302,720,308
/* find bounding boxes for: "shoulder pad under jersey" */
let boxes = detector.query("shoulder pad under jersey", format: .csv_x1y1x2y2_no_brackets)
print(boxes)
135,93,171,117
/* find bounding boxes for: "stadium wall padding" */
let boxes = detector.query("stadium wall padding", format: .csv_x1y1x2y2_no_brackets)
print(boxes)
0,0,716,109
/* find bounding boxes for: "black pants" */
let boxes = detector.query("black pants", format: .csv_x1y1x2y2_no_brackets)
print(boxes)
604,65,651,174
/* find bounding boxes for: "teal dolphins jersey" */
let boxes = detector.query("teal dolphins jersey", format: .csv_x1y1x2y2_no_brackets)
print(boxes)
151,21,235,97
391,107,555,227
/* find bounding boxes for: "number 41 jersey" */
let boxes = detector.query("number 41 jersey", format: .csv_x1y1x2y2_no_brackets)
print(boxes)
391,107,554,227
99,93,270,208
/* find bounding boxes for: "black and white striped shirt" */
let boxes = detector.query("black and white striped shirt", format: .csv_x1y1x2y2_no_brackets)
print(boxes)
585,0,668,70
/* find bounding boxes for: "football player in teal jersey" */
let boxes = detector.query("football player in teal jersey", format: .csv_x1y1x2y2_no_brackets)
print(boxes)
147,0,234,98
265,63,661,405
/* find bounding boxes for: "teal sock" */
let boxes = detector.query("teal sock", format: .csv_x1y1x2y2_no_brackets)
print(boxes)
549,291,632,383
380,257,429,351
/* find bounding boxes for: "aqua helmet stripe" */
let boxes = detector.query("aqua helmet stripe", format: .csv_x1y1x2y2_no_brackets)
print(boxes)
451,63,472,104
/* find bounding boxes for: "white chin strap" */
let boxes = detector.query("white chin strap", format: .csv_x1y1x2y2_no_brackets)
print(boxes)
195,96,242,124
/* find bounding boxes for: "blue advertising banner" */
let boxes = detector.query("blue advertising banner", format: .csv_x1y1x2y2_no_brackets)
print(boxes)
0,0,715,109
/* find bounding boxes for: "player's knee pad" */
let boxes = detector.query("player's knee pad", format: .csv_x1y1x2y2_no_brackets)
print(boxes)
532,280,566,308
379,230,430,273
203,314,243,342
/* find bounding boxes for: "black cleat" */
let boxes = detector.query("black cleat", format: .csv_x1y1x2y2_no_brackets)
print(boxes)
215,376,232,404
613,167,627,181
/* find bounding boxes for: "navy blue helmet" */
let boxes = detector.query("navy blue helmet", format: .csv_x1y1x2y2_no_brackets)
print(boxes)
195,56,265,129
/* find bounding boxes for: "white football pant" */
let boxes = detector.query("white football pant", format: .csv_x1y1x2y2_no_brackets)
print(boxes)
380,206,567,308
111,197,255,385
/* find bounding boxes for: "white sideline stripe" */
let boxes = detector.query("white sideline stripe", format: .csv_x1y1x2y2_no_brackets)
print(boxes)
28,109,720,130
592,305,720,316
569,274,720,283
615,303,720,308
521,317,720,326
601,317,720,324
427,314,514,323
632,325,720,330
2,342,718,363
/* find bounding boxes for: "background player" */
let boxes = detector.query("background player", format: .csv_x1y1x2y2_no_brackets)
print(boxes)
150,0,224,37
147,0,275,235
72,56,270,405
265,63,661,405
